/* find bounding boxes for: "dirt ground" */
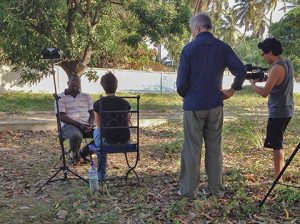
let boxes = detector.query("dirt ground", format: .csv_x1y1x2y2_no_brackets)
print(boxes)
0,122,299,223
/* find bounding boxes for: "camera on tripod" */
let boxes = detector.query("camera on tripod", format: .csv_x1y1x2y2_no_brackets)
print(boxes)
41,48,62,60
245,64,268,81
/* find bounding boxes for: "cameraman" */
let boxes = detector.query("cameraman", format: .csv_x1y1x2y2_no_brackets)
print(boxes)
250,38,294,182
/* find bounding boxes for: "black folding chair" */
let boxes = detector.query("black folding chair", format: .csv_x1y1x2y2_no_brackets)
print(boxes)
88,95,140,184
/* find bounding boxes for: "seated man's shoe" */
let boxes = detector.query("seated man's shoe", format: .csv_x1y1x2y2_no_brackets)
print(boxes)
79,145,92,161
72,155,80,165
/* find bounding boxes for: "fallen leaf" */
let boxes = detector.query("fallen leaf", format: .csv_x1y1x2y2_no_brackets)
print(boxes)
76,208,85,217
283,208,289,219
73,200,81,207
19,206,30,210
201,212,214,221
246,174,257,183
57,210,68,219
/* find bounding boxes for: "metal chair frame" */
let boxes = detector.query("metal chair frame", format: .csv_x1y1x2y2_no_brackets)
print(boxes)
89,95,140,184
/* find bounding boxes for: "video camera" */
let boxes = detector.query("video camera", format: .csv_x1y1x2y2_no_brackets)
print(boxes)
245,64,268,81
41,48,62,60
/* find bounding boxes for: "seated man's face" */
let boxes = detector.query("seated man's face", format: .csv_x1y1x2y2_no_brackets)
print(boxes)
68,76,81,92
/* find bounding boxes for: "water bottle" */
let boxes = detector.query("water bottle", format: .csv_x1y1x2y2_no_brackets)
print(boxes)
88,161,99,193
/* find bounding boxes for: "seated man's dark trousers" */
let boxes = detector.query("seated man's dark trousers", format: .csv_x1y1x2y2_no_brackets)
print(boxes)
62,124,94,161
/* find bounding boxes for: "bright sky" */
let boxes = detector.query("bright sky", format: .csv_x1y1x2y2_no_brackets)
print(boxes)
271,2,288,22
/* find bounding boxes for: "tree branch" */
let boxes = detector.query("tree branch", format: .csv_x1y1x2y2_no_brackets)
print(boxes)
65,0,77,35
91,3,101,27
81,42,92,69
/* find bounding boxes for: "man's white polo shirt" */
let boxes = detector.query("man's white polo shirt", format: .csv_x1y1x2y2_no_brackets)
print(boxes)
55,92,94,127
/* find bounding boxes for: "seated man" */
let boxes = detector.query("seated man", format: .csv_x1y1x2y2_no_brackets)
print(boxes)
80,72,131,181
56,74,94,165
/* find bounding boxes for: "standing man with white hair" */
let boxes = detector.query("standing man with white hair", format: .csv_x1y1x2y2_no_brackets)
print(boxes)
176,13,246,198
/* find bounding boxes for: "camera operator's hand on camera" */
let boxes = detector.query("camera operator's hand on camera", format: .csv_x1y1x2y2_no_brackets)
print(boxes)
221,88,235,100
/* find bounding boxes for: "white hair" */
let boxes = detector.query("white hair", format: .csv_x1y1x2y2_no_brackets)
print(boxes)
189,13,213,30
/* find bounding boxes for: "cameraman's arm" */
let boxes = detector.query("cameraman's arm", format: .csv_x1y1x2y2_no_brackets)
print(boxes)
250,65,284,97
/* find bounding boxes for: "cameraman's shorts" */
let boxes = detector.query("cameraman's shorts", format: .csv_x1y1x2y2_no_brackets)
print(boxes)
264,117,291,150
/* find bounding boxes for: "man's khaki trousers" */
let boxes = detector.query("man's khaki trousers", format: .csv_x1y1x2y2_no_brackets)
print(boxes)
179,106,225,198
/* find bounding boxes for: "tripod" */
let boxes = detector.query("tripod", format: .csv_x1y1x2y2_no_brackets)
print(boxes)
259,142,300,207
38,61,88,191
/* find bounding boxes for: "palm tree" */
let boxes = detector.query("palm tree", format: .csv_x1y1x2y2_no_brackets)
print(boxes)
216,8,242,46
281,0,300,11
233,0,280,38
184,0,228,15
184,0,288,40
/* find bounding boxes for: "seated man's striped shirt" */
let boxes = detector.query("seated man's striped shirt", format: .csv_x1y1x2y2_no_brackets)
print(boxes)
55,92,94,127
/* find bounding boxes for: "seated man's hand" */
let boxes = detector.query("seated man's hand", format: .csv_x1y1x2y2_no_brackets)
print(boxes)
85,124,93,132
79,123,90,132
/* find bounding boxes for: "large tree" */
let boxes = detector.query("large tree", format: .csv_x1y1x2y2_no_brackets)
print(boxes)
0,0,190,84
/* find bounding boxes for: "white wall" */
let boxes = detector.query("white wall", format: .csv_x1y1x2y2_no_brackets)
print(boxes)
1,65,300,94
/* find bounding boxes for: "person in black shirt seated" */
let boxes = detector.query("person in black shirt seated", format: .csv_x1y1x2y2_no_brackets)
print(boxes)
92,71,131,181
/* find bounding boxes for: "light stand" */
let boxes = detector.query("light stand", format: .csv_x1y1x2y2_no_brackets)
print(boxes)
259,142,300,207
38,61,88,191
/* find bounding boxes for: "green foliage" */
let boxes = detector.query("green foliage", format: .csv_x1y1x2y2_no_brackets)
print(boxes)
0,0,190,84
276,186,300,204
233,38,268,68
128,0,190,44
0,92,183,112
0,0,114,83
270,7,300,79
215,8,242,46
167,198,189,219
164,31,190,65
127,0,191,66
223,117,264,150
0,92,54,112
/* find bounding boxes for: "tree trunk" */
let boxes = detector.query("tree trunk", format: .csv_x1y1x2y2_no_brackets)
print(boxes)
58,45,93,79
59,60,83,78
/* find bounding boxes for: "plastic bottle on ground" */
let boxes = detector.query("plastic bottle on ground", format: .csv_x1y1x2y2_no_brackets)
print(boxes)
88,161,99,193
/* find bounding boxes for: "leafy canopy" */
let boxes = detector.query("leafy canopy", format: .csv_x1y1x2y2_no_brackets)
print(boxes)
270,7,300,78
0,0,190,84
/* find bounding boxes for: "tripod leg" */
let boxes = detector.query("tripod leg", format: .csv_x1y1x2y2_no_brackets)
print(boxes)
38,168,63,192
66,167,88,183
259,143,300,207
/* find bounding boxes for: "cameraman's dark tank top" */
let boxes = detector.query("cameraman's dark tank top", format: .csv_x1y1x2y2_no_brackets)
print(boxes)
268,59,294,118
